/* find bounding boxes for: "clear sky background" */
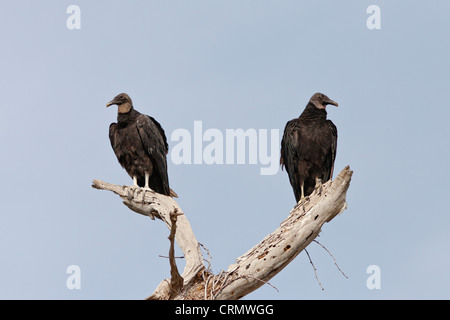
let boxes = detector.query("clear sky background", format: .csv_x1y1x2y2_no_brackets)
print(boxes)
0,1,449,299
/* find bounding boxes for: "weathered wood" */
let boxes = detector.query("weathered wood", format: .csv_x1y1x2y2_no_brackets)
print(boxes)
91,180,204,299
168,211,184,299
213,166,352,299
92,165,353,300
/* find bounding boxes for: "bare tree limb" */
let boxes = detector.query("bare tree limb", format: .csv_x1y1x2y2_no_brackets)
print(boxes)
92,165,353,300
168,209,184,299
305,249,324,290
313,240,348,279
91,180,205,299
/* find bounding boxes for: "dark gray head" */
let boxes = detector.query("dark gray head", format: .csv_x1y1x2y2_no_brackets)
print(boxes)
106,93,133,113
309,92,338,110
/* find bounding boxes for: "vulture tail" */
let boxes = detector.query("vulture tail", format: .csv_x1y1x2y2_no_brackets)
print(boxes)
170,188,178,198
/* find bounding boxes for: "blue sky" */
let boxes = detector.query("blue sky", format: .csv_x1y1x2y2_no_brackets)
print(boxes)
0,1,449,299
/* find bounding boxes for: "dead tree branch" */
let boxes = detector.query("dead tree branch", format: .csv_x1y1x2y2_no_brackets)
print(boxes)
92,165,353,300
91,180,204,299
305,249,324,290
313,240,348,279
168,210,184,299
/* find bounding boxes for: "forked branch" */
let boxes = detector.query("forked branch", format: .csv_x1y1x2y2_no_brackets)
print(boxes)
92,165,353,300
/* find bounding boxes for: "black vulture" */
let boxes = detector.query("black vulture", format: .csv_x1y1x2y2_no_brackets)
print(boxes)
107,93,176,197
280,92,338,202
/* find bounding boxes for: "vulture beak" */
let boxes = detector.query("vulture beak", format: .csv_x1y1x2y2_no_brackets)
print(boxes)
325,97,339,107
106,99,117,108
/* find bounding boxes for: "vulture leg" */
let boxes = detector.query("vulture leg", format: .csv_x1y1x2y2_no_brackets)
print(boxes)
314,177,323,196
143,172,154,191
298,182,305,203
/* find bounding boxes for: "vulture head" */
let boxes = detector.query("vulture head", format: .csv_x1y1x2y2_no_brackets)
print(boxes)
106,93,133,113
309,92,338,110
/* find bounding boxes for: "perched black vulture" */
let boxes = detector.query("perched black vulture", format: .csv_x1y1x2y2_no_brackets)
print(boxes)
280,93,338,202
107,93,176,197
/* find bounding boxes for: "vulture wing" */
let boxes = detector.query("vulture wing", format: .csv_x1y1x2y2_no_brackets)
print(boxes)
324,120,338,181
136,114,170,196
280,119,303,202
